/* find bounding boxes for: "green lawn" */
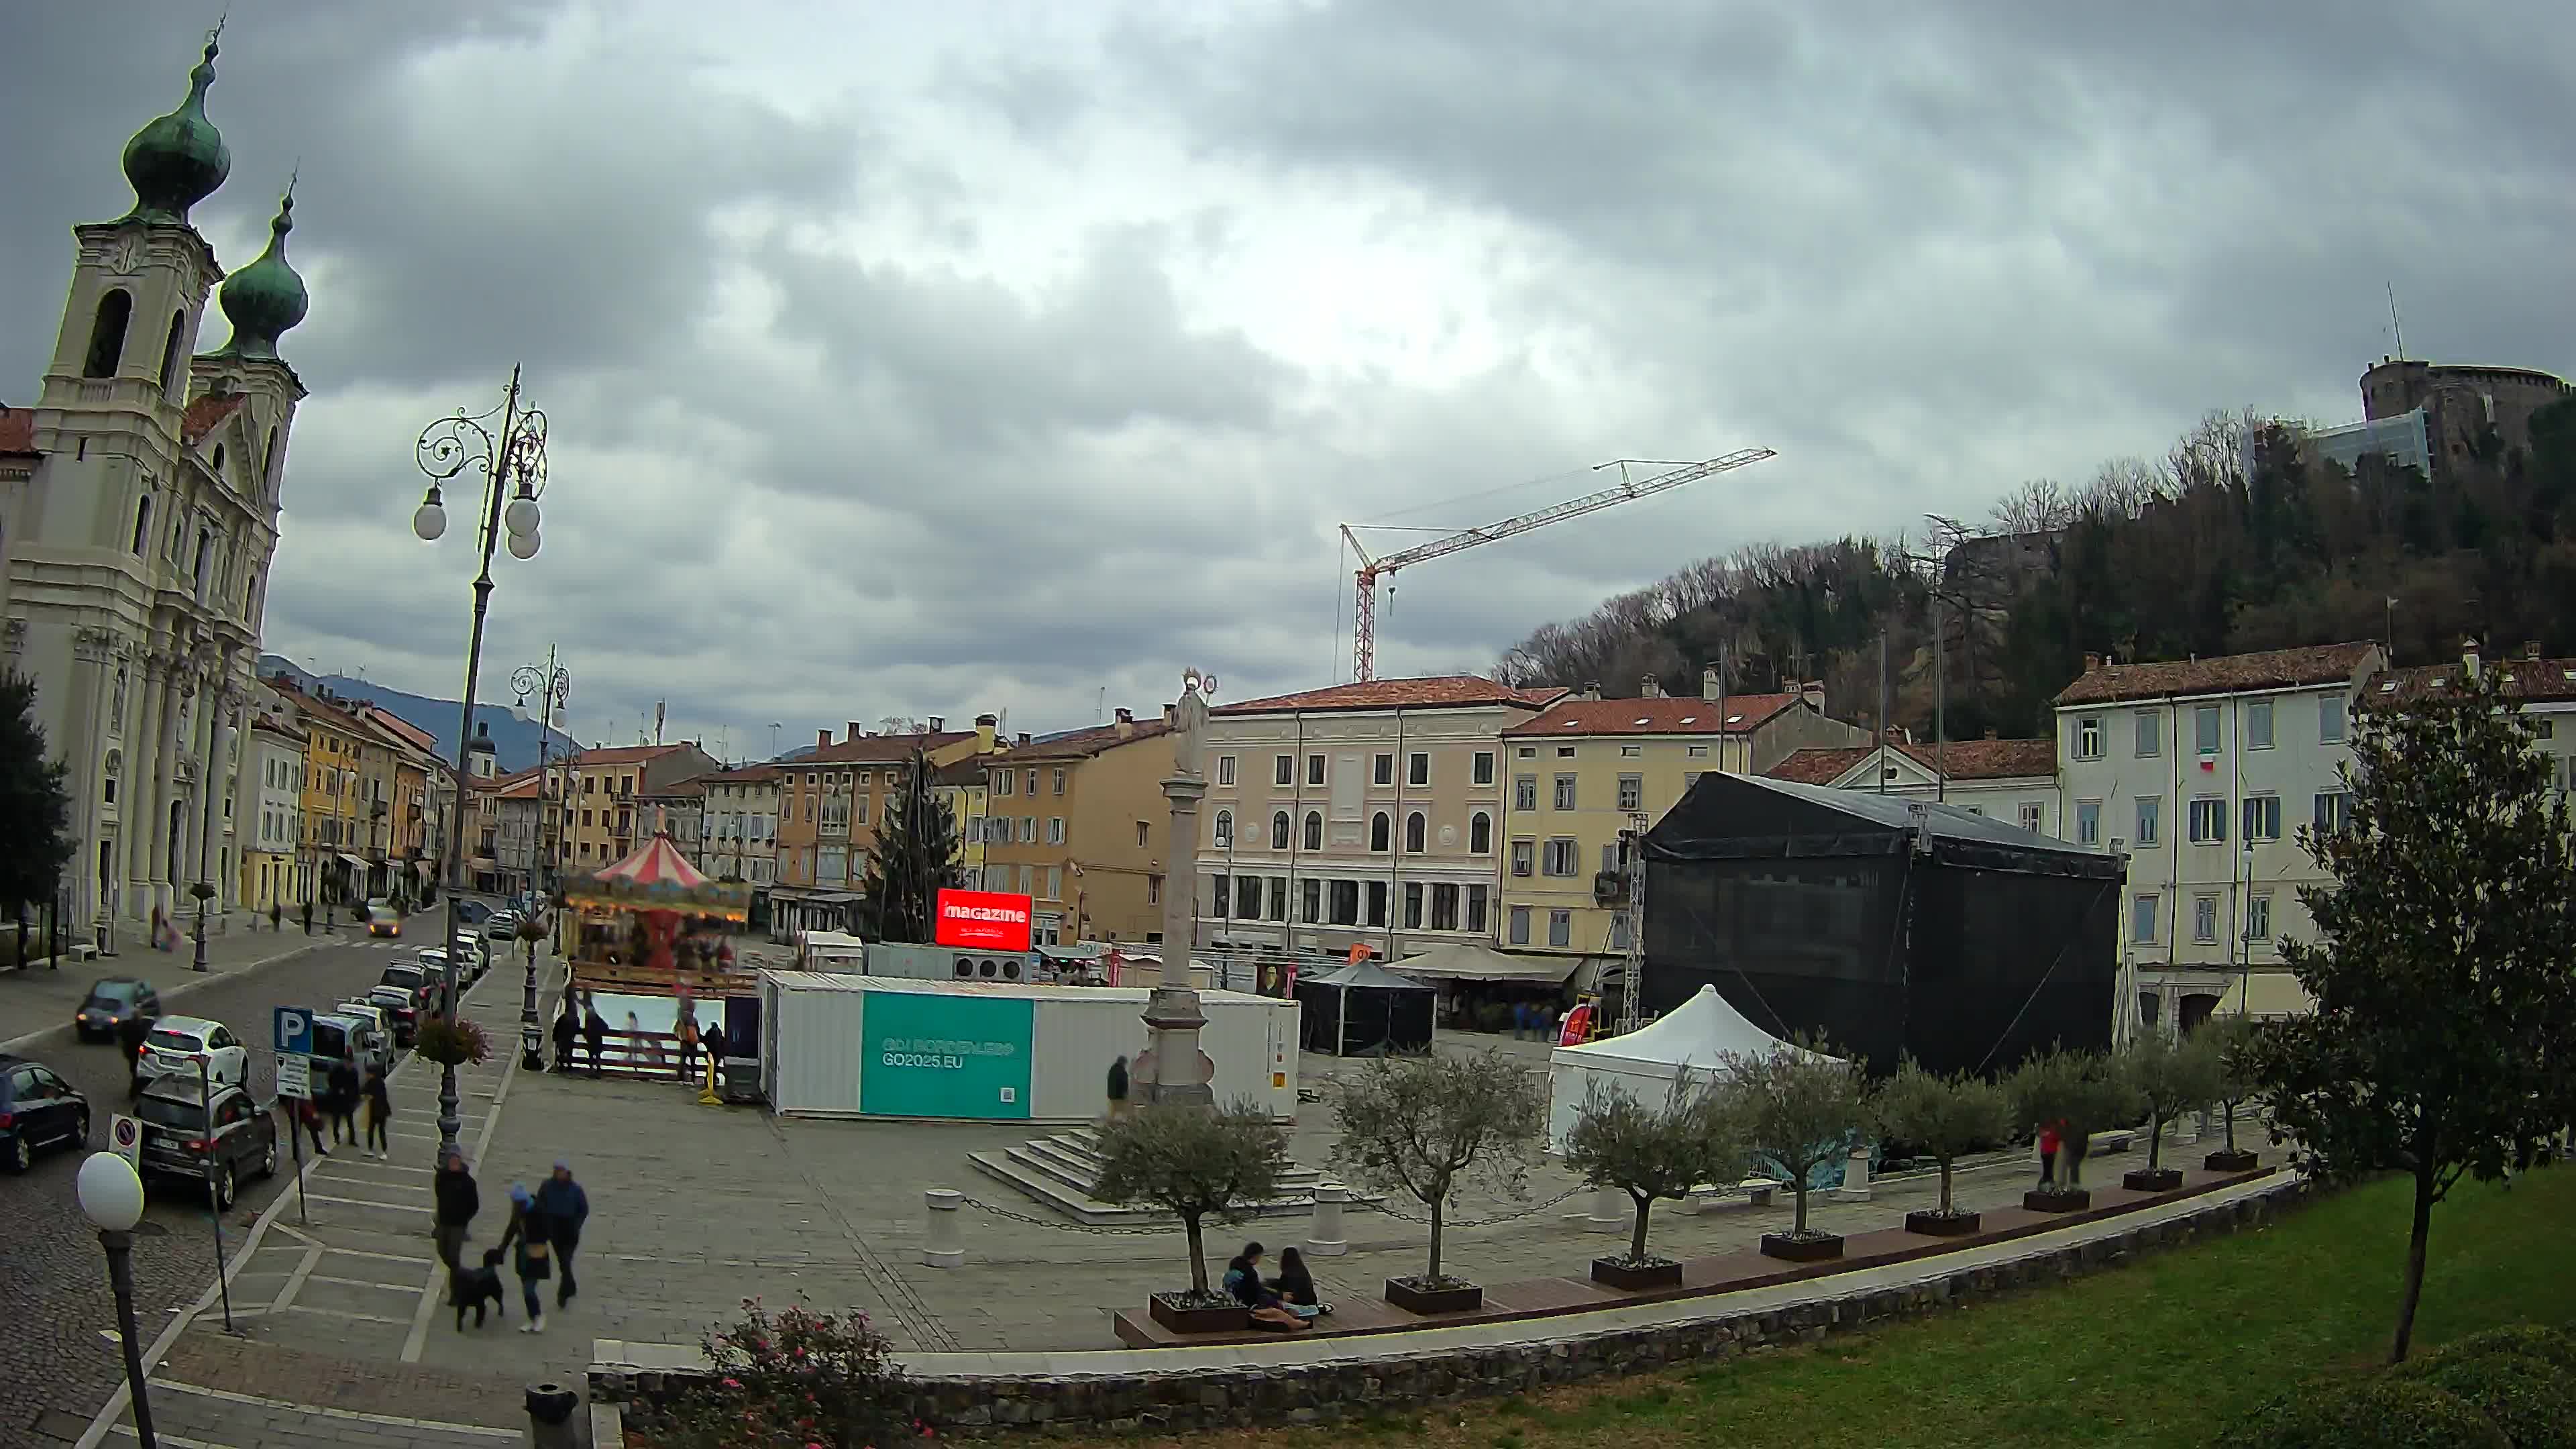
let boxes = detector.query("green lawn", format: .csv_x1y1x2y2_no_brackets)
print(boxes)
1112,1168,2576,1449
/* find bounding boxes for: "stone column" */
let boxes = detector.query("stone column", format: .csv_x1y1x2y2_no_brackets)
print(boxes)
1140,674,1215,1109
126,654,166,896
197,695,233,908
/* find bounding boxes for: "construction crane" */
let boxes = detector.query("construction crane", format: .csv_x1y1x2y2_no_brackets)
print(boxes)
1338,447,1777,680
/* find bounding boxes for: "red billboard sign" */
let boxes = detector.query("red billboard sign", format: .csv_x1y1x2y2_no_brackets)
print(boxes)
935,889,1034,952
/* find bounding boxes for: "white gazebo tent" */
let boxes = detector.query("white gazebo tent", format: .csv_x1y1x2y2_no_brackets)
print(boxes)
1545,984,1842,1150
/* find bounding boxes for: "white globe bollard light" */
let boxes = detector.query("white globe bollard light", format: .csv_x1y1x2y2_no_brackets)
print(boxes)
79,1152,158,1449
922,1188,965,1269
1584,1185,1626,1232
1306,1181,1349,1257
1830,1144,1874,1201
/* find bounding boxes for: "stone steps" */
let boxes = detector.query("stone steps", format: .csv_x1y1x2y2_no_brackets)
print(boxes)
967,1130,1376,1227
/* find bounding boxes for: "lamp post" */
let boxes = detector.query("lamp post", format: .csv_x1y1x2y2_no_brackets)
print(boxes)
511,651,570,1072
412,366,550,1159
78,1152,158,1449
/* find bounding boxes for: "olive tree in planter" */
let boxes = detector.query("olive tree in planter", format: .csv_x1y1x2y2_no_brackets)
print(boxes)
1562,1074,1747,1290
1093,1101,1289,1334
1868,1059,2012,1236
1331,1049,1546,1313
2198,1015,2263,1172
1723,1036,1866,1263
2008,1044,2139,1212
2118,1029,2222,1191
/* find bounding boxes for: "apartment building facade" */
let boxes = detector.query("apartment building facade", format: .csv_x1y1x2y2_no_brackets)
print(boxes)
701,764,782,888
981,710,1174,945
2054,642,2384,1028
1764,735,2059,833
262,678,377,905
932,759,991,892
1194,676,1563,960
559,742,720,872
771,718,996,933
240,714,305,911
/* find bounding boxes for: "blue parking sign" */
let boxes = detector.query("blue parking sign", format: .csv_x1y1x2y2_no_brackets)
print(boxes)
274,1006,313,1056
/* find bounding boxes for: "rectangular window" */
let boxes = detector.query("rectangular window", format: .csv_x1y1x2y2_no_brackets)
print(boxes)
1135,820,1149,847
2076,799,2100,847
1466,884,1487,934
1236,875,1261,919
1049,866,1066,899
1619,744,1642,757
1432,883,1460,930
1686,743,1709,757
1024,769,1038,796
1329,879,1359,925
2195,704,2221,754
1048,817,1066,845
1610,914,1632,950
2133,894,2159,945
1617,774,1642,811
2019,802,2043,833
1557,745,1576,758
1216,755,1236,786
1553,774,1578,810
1301,878,1321,924
1508,904,1530,945
1514,775,1538,811
2245,892,2273,946
1373,753,1394,786
1542,838,1579,876
1472,751,1495,785
2135,710,2161,758
1408,752,1430,787
1404,882,1424,929
2247,700,2275,750
1511,840,1535,877
2075,715,2103,760
2320,696,2347,744
1307,755,1326,786
1366,879,1387,927
2135,796,2161,847
997,771,1014,797
1275,755,1294,787
2242,794,2282,842
1053,769,1067,795
1019,816,1036,843
2194,894,2220,944
1269,877,1289,922
1548,909,1571,947
1212,874,1231,919
2189,797,2227,843
2314,791,2350,834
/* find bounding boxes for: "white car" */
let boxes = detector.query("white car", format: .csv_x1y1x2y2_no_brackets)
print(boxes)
140,1016,248,1087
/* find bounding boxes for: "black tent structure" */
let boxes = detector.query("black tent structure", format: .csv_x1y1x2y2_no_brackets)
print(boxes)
1295,961,1437,1057
1642,773,2121,1077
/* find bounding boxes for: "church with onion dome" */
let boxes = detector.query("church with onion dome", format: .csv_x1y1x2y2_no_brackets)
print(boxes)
0,26,312,943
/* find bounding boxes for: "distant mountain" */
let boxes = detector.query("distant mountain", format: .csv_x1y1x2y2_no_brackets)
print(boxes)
257,655,575,774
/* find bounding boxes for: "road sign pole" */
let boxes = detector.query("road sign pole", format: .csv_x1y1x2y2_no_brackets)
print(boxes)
288,1105,306,1226
200,1058,233,1335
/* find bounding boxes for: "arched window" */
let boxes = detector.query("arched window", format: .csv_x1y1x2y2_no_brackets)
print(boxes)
1213,809,1232,849
1470,810,1492,855
1302,810,1322,851
129,494,152,555
264,425,280,496
1370,812,1390,852
84,289,133,378
211,443,226,478
1270,810,1290,850
1405,811,1427,853
158,310,187,395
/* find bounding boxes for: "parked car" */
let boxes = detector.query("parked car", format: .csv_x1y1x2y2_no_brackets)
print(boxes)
366,905,402,938
364,986,419,1046
451,898,494,926
481,912,521,945
382,961,431,995
309,1013,389,1078
333,1000,394,1052
1,1055,91,1173
139,1016,248,1088
136,1076,277,1209
73,978,160,1042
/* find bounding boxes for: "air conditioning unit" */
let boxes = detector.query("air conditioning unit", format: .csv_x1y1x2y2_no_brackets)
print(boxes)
1593,871,1629,904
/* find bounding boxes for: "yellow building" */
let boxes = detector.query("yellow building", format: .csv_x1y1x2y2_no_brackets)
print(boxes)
561,742,721,872
981,709,1175,945
239,714,307,912
261,677,373,906
931,758,991,891
1497,685,1868,966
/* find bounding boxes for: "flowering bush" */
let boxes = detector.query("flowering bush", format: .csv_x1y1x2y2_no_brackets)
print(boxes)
655,1297,912,1449
412,1016,491,1067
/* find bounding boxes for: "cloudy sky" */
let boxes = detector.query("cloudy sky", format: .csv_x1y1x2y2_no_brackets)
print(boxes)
7,1,2573,756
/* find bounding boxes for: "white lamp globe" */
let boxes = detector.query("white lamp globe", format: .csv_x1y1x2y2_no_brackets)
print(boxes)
412,497,447,542
77,1151,145,1232
504,495,541,538
506,529,541,561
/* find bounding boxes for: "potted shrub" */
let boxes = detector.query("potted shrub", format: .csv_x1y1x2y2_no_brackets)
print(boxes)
413,1015,492,1068
2008,1044,2138,1212
2120,1029,2221,1192
1331,1050,1544,1313
1093,1101,1289,1334
1868,1058,2012,1236
1723,1035,1865,1262
2199,1015,2263,1172
1562,1074,1746,1290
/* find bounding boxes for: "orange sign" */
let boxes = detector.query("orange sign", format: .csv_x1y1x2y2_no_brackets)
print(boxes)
1347,943,1370,965
1558,1004,1595,1046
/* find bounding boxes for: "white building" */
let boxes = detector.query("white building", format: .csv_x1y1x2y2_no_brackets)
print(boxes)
3,36,309,941
240,713,304,910
1765,733,2059,834
2053,642,2384,1030
702,764,782,888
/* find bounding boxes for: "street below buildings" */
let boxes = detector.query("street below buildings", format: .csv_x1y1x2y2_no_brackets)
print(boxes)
0,910,515,1445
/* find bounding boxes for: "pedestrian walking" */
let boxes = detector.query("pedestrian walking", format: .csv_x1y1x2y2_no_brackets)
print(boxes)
294,1096,328,1157
301,898,313,935
362,1063,392,1159
499,1184,551,1334
2036,1120,2060,1189
2059,1118,2090,1188
676,1010,700,1084
1105,1055,1130,1121
117,1012,150,1099
269,901,283,933
582,1000,606,1077
327,1055,361,1146
551,1000,578,1073
535,1159,590,1308
433,1146,479,1282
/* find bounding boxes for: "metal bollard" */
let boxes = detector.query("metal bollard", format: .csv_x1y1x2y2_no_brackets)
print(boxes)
2174,1111,2200,1146
921,1187,965,1268
1831,1145,1872,1201
1584,1185,1625,1232
525,1383,579,1449
1307,1181,1349,1256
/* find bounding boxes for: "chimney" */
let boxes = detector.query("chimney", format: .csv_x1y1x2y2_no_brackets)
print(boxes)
1114,707,1135,739
1801,680,1826,713
847,721,864,743
975,713,998,752
1017,732,1032,747
816,729,830,751
1701,666,1721,701
2083,652,2102,673
1578,680,1602,701
1640,674,1662,698
2462,637,2481,682
1162,704,1175,726
928,716,945,733
2524,641,2542,661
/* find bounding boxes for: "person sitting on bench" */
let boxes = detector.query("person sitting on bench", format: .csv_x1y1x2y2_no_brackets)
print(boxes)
1267,1245,1330,1321
1224,1242,1282,1310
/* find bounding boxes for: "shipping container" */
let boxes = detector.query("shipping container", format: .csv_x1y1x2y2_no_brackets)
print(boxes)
757,972,1300,1121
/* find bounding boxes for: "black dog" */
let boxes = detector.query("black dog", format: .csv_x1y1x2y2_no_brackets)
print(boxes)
452,1247,507,1330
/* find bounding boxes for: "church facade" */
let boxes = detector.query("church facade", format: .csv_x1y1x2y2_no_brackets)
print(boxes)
2,30,311,943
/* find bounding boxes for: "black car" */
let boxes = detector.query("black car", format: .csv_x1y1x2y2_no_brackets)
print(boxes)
73,978,160,1042
1,1055,91,1173
452,899,494,926
136,1077,278,1210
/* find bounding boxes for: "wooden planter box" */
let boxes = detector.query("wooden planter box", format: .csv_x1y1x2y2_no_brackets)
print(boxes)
1590,1256,1684,1291
1147,1293,1248,1334
1759,1232,1844,1263
1905,1209,1981,1236
2024,1187,2092,1213
1384,1277,1483,1314
2203,1148,2259,1173
2123,1167,2184,1193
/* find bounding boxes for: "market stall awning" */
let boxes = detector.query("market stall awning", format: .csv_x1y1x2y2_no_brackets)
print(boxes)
335,853,368,871
1386,941,1580,984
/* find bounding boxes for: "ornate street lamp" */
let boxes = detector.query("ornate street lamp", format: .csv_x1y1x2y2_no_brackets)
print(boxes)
413,367,549,1159
511,651,570,1071
78,1152,158,1449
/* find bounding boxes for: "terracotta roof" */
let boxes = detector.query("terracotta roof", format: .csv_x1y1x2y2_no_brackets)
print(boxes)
698,764,783,783
796,731,974,765
1504,694,1801,737
571,743,692,767
0,406,36,455
2053,643,2379,707
640,779,707,798
356,704,439,757
494,775,545,800
2373,657,2576,706
261,677,365,734
1002,718,1171,760
249,715,307,745
181,393,247,445
1215,676,1566,716
1766,736,2057,786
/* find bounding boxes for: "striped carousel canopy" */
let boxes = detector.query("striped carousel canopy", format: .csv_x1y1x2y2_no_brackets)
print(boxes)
564,816,750,920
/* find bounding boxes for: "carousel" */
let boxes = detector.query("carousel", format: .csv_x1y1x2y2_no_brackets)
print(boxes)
560,817,759,1076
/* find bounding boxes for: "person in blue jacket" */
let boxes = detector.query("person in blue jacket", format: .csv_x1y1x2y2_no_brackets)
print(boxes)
535,1159,591,1308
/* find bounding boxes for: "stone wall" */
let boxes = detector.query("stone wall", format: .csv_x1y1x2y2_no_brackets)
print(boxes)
596,1177,2310,1438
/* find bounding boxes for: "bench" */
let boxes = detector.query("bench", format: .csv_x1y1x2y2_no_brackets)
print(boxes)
1688,1177,1786,1213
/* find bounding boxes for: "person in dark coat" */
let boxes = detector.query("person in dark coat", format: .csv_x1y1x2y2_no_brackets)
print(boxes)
362,1064,393,1159
535,1160,590,1307
580,1000,607,1077
327,1055,362,1146
116,1012,151,1098
433,1146,479,1281
551,1001,578,1073
498,1184,551,1333
1267,1245,1328,1320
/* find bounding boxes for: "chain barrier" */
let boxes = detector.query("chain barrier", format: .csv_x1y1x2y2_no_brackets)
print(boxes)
1353,1183,1588,1229
954,1195,1181,1236
953,1185,1589,1236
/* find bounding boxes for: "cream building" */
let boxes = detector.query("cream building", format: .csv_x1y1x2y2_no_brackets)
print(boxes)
1765,735,2060,834
1194,676,1563,960
5,36,311,939
701,764,782,888
239,713,305,911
